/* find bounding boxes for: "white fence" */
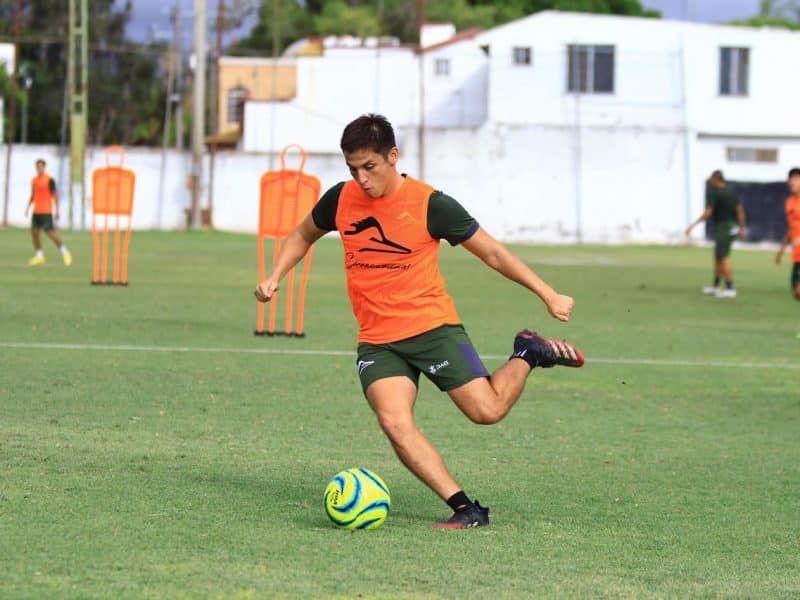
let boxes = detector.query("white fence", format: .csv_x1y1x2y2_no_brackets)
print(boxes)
2,128,794,243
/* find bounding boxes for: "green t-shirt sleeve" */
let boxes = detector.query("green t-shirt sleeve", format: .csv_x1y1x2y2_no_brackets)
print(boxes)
426,191,479,246
49,179,56,193
705,186,717,207
311,182,344,231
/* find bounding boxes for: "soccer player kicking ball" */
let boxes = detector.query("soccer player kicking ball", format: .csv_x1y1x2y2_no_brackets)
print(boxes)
775,167,800,301
255,114,584,529
24,159,72,267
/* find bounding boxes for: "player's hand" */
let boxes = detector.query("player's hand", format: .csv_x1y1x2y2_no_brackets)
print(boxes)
545,293,574,322
775,251,783,265
738,229,746,241
254,279,279,302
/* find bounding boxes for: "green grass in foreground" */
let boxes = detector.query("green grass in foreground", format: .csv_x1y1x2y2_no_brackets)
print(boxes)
1,228,798,599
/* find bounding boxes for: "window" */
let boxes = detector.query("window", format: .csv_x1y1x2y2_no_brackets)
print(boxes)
226,86,249,123
726,147,778,163
720,47,749,96
567,45,614,93
434,58,450,77
512,46,532,66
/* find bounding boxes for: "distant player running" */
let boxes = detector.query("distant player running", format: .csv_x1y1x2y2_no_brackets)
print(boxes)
685,170,746,298
255,114,584,529
775,167,800,301
25,159,72,267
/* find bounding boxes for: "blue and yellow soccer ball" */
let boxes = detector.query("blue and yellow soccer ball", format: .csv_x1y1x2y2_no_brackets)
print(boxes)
323,468,391,530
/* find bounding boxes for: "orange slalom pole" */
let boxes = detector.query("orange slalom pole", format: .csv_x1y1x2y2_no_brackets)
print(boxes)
294,248,314,336
267,238,281,333
256,234,266,333
101,212,110,283
112,171,122,284
284,257,296,335
92,213,100,283
120,220,132,285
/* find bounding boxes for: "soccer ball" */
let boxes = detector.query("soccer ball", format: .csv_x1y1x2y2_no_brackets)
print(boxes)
323,467,391,530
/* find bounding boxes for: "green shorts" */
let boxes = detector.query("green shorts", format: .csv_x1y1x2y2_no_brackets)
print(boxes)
31,214,55,230
714,236,734,259
791,262,800,290
355,324,490,395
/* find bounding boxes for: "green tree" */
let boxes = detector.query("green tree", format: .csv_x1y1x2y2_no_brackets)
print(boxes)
730,0,800,29
235,0,659,53
0,0,166,145
231,0,312,55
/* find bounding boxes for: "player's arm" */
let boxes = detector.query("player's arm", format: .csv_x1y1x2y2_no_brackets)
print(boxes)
461,227,574,322
736,204,746,240
685,206,713,235
51,179,59,220
24,184,34,216
254,214,326,302
775,231,791,265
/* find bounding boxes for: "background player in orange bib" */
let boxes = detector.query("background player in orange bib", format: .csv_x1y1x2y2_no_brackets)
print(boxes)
255,114,584,528
24,159,71,266
775,167,800,300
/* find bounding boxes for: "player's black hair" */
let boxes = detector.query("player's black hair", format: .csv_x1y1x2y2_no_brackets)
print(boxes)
35,158,46,167
340,114,396,157
788,167,800,179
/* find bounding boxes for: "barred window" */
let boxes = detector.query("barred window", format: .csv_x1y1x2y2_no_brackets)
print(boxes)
434,58,450,77
567,44,614,94
227,86,249,123
512,46,532,66
726,147,777,163
720,47,749,96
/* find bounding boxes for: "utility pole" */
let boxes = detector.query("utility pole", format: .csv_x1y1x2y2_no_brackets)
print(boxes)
175,4,184,149
158,3,180,228
417,0,426,181
190,0,207,229
68,0,89,231
212,0,224,137
2,0,21,227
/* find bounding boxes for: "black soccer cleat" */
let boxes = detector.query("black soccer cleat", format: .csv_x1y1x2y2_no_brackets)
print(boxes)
432,501,490,529
511,329,585,369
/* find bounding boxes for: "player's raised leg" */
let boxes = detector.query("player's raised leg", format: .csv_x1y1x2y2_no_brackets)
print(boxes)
448,330,584,426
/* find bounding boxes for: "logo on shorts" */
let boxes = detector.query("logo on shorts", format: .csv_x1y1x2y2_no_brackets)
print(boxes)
357,360,375,375
427,360,450,375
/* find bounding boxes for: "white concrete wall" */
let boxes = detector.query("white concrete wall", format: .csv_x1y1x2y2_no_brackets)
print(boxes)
423,40,488,128
243,48,419,154
1,145,192,231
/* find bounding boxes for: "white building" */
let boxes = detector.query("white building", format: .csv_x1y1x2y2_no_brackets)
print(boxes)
237,13,800,243
469,11,800,242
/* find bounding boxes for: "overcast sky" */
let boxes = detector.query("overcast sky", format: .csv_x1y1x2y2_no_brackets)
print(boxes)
122,0,764,45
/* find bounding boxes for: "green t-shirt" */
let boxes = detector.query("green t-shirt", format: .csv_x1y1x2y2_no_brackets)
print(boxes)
706,186,739,223
311,178,479,246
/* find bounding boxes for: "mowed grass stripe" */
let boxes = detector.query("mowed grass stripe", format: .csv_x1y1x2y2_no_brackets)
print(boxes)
1,340,797,369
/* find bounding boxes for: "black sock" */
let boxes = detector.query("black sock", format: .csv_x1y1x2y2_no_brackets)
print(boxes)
726,280,734,289
714,276,721,287
446,491,474,512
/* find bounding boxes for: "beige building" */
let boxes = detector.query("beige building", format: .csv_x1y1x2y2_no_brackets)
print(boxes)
216,56,300,136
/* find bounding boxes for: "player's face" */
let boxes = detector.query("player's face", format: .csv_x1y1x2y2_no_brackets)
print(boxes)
344,148,399,199
35,162,45,175
789,175,800,195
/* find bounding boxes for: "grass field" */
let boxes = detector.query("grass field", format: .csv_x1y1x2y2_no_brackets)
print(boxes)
1,228,798,599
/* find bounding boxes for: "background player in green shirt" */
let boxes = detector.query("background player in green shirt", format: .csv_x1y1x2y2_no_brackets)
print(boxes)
685,170,746,298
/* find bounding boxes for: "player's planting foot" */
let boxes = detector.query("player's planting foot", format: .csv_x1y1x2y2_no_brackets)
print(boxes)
28,255,45,266
432,501,489,529
701,286,719,296
715,288,737,298
511,329,584,369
